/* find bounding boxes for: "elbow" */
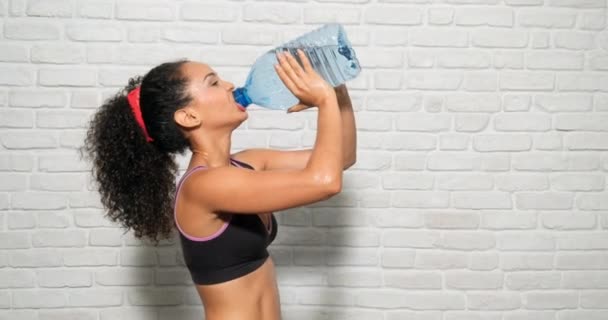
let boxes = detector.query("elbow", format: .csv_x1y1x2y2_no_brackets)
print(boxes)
325,176,343,195
310,170,343,196
344,157,356,170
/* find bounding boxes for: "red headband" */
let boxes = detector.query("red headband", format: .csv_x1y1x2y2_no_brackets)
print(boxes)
127,87,154,142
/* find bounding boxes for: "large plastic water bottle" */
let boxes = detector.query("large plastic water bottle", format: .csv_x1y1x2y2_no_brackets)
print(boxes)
233,23,361,110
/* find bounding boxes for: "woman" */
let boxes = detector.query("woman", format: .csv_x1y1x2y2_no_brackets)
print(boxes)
81,49,357,320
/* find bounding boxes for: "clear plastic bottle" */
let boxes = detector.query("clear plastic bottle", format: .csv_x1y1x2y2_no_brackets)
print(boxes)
233,23,361,110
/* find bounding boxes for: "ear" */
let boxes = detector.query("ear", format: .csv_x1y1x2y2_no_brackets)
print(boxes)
173,107,201,129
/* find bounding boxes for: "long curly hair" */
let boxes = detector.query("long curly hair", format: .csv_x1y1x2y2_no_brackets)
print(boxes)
80,59,193,245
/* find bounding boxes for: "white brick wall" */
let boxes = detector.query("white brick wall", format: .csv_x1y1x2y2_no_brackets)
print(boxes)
1,0,607,319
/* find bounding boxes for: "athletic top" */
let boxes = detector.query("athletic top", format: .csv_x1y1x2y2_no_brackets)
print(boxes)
174,158,278,285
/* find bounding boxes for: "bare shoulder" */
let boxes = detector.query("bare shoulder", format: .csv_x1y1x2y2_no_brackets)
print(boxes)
232,148,312,171
231,148,267,171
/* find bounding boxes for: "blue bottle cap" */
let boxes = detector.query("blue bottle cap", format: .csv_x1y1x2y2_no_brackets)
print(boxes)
233,87,252,108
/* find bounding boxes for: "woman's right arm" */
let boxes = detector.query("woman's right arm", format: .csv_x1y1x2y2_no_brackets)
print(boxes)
185,49,343,214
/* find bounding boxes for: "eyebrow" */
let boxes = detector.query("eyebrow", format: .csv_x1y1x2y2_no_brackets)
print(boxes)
204,72,217,82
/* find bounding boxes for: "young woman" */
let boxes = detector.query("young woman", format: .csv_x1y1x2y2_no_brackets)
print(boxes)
81,49,356,320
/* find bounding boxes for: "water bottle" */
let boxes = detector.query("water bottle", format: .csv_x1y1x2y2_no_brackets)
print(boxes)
233,23,361,110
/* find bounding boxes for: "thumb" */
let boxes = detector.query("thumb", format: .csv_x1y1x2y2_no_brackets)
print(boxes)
287,103,307,113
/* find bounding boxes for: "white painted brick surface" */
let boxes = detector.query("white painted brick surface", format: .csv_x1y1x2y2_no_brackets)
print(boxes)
1,1,607,318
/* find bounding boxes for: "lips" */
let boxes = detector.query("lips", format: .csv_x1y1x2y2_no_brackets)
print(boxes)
236,103,246,112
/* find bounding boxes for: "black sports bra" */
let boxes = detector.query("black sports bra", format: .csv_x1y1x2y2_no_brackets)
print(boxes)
174,158,278,285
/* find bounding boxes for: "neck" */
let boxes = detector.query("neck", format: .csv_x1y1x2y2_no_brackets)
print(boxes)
189,130,233,168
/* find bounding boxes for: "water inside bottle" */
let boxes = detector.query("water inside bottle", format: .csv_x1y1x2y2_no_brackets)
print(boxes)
275,45,360,87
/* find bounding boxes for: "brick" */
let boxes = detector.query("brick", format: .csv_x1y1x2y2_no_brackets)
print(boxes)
549,0,606,8
463,72,498,92
415,250,468,269
77,0,113,19
445,94,500,112
506,272,561,289
429,7,454,25
13,290,67,308
0,269,36,288
558,74,608,92
527,52,583,70
563,271,608,289
326,268,382,287
555,32,595,50
446,271,503,289
566,133,608,151
69,289,123,307
407,71,462,90
38,67,97,87
455,7,513,27
303,6,361,25
519,9,577,28
396,113,451,132
9,249,62,267
63,249,117,266
500,72,554,91
0,109,33,128
12,192,65,209
297,288,355,306
4,21,60,40
26,0,72,17
474,134,532,152
557,233,608,250
39,310,97,320
9,89,67,108
0,44,28,62
222,27,279,46
498,233,556,251
385,271,441,289
410,28,468,47
127,288,182,306
180,3,237,22
452,191,512,209
37,269,92,288
0,66,35,86
542,211,597,230
467,292,521,310
116,2,174,21
523,292,578,309
243,4,300,24
365,6,423,25
36,110,91,129
535,94,593,112
472,29,527,48
96,268,152,286
366,93,421,112
31,44,85,64
513,152,599,171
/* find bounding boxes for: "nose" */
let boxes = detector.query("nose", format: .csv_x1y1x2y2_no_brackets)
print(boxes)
225,80,235,91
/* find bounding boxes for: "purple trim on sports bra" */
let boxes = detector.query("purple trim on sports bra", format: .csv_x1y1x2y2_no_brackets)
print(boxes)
173,158,242,242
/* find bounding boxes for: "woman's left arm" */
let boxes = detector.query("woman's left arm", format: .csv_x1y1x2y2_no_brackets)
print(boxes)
233,84,357,171
335,84,357,168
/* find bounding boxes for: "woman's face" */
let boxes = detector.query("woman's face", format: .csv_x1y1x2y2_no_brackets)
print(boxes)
177,61,247,131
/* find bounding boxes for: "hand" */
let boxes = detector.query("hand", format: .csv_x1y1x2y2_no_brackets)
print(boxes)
288,84,349,113
274,49,336,112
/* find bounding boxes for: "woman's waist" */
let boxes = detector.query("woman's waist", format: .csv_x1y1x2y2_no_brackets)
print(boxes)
197,258,280,319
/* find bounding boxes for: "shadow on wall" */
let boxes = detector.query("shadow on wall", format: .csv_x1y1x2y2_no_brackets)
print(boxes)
119,189,360,319
271,191,374,319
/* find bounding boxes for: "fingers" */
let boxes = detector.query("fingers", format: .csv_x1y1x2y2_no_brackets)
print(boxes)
296,49,314,73
283,49,306,78
274,62,297,94
276,50,306,90
287,103,309,113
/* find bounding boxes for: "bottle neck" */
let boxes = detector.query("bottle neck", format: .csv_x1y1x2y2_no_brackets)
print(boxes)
233,87,252,108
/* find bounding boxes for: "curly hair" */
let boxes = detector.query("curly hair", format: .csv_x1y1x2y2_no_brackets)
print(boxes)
80,59,193,245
